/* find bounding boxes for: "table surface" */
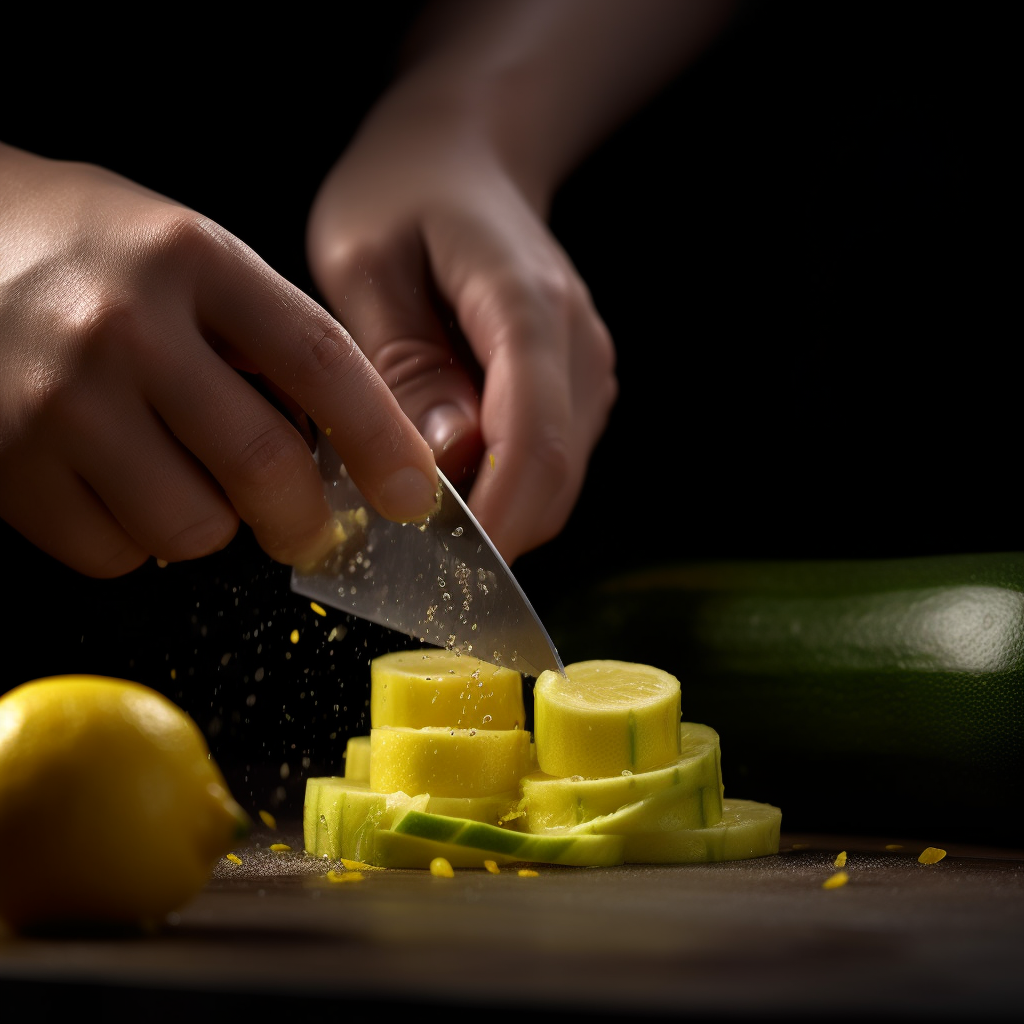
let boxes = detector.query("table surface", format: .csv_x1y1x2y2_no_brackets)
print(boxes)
1,826,1022,1020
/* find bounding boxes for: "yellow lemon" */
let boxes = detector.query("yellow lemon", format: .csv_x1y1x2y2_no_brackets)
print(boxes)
533,660,682,779
0,676,250,931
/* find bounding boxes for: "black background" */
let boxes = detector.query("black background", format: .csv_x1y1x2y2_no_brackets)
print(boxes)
2,3,1016,826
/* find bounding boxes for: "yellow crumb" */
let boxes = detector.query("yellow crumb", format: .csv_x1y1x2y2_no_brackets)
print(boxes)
430,857,455,878
834,851,847,868
483,860,500,875
156,558,168,568
225,853,242,866
340,858,380,872
326,869,363,883
918,847,947,865
822,871,849,890
290,629,300,644
310,601,327,617
489,453,495,470
517,868,539,878
269,843,292,852
258,810,277,829
791,843,809,850
169,669,176,680
325,427,332,436
885,844,903,851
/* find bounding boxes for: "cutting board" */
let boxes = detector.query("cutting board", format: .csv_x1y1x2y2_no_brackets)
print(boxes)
1,825,1021,1020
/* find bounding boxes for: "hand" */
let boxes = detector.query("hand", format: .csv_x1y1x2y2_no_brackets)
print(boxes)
0,144,438,578
306,96,618,565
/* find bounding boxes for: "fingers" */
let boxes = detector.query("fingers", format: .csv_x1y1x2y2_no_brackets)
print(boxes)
306,217,487,486
183,221,439,540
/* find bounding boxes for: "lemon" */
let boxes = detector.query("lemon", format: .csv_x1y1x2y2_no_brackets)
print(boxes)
370,725,532,798
533,660,682,779
0,676,250,930
370,650,525,730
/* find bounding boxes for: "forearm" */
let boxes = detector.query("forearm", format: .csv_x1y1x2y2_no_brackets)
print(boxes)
382,0,738,212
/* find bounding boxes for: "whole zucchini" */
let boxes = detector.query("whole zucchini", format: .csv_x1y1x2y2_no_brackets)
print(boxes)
545,552,1023,847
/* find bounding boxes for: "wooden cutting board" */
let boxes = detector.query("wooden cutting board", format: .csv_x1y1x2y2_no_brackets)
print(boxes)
1,826,1021,1020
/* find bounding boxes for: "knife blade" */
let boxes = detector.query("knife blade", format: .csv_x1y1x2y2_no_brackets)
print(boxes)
290,436,565,679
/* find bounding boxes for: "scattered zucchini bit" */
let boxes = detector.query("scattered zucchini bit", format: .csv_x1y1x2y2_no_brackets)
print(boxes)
340,857,379,872
290,629,300,644
885,844,903,851
918,847,947,865
484,860,501,874
326,869,363,883
822,871,849,889
225,853,243,866
518,869,539,878
834,851,847,868
258,810,277,829
430,857,455,878
269,843,292,852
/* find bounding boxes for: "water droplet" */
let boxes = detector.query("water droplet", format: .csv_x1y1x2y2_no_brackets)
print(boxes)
452,526,464,537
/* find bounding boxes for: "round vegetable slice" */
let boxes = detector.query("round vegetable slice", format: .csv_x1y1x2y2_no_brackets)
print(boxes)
370,650,525,730
534,660,682,778
520,722,723,831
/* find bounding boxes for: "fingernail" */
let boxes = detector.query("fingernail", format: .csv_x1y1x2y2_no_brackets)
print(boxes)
422,404,471,456
379,467,440,522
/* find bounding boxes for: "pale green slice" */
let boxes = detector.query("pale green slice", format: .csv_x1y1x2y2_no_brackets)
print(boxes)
370,649,525,730
620,798,782,863
370,725,532,798
303,777,428,862
391,808,625,867
373,830,520,869
425,790,521,826
342,735,371,783
519,722,723,831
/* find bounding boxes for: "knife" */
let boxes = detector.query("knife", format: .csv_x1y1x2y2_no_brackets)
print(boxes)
290,436,565,679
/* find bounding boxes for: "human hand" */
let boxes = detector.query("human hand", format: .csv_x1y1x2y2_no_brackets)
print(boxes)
306,95,618,565
0,143,438,578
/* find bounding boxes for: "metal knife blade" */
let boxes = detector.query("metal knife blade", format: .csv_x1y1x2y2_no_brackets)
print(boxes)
290,437,564,679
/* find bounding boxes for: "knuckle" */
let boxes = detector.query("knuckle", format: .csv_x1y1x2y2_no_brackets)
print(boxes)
234,421,309,491
161,509,238,562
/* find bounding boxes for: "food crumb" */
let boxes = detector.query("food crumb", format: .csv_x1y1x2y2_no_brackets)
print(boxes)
517,868,539,878
791,843,809,850
258,810,277,829
484,860,500,874
430,857,455,878
918,847,947,865
834,851,847,868
885,844,903,851
489,453,495,470
326,869,363,883
269,843,292,852
340,858,379,871
310,602,327,617
822,871,849,890
290,629,300,644
225,853,242,866
156,558,168,568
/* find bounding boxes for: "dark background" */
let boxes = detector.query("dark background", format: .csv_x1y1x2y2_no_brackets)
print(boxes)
2,3,1016,827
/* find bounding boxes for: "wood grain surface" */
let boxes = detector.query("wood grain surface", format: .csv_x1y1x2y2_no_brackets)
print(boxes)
1,827,1021,1020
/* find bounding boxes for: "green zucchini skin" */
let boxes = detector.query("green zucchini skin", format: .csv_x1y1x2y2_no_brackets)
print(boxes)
546,553,1023,848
